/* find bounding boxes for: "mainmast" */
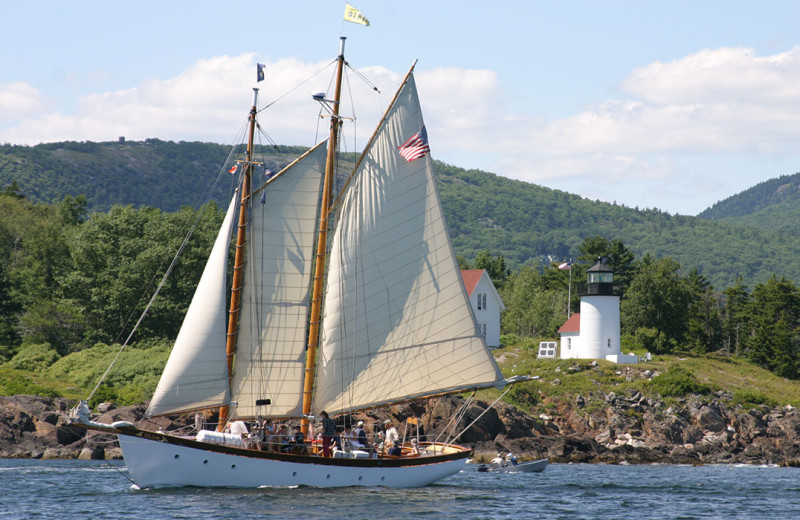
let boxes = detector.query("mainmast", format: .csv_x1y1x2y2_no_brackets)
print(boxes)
217,88,258,430
301,37,346,433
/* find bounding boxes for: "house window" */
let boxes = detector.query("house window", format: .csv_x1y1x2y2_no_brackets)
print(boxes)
476,292,487,310
479,322,487,339
567,338,572,350
607,338,612,348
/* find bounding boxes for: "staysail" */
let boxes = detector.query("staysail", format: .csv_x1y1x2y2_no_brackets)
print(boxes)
313,73,503,415
145,194,239,418
231,142,327,418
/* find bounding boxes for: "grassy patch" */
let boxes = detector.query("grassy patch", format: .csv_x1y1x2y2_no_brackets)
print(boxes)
485,343,800,411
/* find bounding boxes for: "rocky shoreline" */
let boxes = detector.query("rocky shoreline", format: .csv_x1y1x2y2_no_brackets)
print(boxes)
2,392,799,466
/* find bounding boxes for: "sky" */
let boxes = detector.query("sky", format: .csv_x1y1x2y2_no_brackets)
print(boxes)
3,1,800,216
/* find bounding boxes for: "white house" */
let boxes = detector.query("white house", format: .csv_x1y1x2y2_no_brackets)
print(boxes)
557,313,581,358
556,260,637,364
461,269,505,347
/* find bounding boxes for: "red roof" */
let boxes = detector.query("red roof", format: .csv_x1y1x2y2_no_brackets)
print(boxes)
557,313,580,333
460,269,485,296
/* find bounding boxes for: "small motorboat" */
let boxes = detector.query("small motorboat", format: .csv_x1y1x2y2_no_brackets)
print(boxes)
477,453,548,473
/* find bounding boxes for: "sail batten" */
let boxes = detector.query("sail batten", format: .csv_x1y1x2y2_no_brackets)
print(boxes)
231,142,327,419
313,74,502,415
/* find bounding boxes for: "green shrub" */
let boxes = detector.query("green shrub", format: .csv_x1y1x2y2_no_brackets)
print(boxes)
0,372,60,397
500,333,521,346
88,385,118,409
506,382,539,409
632,327,676,354
648,366,713,397
732,389,777,409
8,343,60,371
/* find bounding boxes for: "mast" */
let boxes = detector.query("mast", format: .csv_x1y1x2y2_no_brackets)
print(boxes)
301,37,346,433
217,88,258,430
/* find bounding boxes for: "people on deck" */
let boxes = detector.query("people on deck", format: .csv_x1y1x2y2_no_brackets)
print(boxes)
320,410,336,457
384,419,401,456
227,420,249,438
409,437,419,455
276,424,292,452
288,425,306,454
340,425,353,451
353,420,369,449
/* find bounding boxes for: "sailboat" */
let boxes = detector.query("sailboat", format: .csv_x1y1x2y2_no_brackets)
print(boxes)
69,37,525,489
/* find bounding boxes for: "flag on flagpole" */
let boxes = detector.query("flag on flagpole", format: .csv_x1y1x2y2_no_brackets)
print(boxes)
397,126,430,162
229,165,237,174
343,3,370,26
257,63,265,82
558,262,572,270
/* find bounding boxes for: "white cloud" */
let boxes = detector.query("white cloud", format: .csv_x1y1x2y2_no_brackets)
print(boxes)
0,82,50,127
3,46,800,215
622,46,800,105
481,47,800,195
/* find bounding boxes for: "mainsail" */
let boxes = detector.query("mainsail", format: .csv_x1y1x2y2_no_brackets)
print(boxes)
313,73,503,415
231,143,327,418
145,194,239,418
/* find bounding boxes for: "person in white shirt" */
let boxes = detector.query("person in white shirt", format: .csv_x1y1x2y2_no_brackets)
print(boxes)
384,419,400,455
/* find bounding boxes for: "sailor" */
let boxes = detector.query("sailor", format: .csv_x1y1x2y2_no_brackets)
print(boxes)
227,420,249,438
320,411,336,457
384,419,401,456
508,452,518,466
353,420,369,449
289,425,307,454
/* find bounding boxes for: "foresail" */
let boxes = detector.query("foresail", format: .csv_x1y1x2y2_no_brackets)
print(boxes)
145,195,238,418
231,142,327,418
313,74,503,415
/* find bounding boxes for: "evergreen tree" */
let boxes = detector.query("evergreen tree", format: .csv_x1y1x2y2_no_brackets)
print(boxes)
684,268,723,353
501,265,566,338
621,256,693,353
473,249,510,288
739,276,800,379
722,277,749,354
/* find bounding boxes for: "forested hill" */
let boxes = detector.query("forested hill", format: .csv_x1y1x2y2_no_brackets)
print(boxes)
0,139,307,212
1,140,799,290
697,171,800,234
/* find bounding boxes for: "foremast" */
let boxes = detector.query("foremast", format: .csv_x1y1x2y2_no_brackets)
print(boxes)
218,88,258,430
301,37,346,434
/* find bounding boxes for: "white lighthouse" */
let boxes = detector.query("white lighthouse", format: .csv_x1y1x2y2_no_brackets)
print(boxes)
557,259,637,363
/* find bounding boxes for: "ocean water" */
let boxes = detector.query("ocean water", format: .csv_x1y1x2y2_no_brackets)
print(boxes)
1,459,799,519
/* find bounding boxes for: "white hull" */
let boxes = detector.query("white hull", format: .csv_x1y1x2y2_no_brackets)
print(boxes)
117,429,468,488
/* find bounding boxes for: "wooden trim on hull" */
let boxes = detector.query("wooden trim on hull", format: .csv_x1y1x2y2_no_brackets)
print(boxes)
84,423,472,468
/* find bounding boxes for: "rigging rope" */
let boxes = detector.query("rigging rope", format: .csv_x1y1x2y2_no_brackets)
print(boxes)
86,122,249,403
445,387,513,446
259,59,337,113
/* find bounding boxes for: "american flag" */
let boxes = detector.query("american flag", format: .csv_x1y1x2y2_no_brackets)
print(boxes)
397,126,430,162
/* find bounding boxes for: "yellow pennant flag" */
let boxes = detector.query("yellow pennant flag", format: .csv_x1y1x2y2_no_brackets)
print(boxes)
344,3,370,26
